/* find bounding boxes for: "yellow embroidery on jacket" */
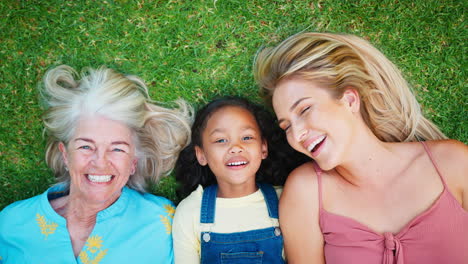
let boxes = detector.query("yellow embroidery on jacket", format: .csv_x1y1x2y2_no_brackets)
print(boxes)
159,204,175,234
164,204,175,217
35,213,58,239
79,235,108,264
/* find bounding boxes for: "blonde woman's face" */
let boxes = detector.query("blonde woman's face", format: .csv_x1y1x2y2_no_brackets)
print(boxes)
59,115,137,207
272,78,358,170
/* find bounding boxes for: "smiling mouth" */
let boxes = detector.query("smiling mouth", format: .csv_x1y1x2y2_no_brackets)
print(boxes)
227,161,248,167
87,174,113,183
306,135,326,153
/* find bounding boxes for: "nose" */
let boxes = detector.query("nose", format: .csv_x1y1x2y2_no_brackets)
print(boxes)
91,150,109,168
229,143,244,154
292,123,308,143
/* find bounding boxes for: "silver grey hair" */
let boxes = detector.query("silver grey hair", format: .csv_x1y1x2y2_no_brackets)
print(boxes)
42,65,193,192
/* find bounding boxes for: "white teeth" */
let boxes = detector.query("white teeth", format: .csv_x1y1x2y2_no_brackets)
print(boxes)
227,161,247,166
87,174,112,183
306,135,326,152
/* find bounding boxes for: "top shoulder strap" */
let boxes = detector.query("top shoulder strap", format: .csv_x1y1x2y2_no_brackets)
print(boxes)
258,183,279,219
200,185,218,224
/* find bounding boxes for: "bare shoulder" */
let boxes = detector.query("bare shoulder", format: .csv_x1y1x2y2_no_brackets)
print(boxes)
425,139,468,155
424,140,468,197
283,161,319,191
280,161,325,263
424,139,468,173
281,161,320,209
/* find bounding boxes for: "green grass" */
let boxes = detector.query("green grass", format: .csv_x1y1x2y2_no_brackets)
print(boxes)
0,0,466,209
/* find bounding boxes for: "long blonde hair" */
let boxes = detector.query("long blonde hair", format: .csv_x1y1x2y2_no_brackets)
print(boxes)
42,65,193,192
254,32,446,142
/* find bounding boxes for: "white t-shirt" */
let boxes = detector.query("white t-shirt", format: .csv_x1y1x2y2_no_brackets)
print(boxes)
172,185,282,264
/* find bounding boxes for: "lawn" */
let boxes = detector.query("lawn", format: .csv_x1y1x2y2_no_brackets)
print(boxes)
0,0,466,209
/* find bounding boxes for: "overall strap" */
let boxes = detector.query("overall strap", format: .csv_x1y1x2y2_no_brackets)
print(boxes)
200,185,218,224
258,183,279,219
312,161,324,210
421,141,448,187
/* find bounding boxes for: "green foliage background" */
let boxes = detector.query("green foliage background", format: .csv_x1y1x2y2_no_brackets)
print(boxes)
0,0,466,209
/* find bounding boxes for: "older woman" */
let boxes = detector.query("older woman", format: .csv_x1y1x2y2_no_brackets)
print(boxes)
0,65,192,263
254,33,468,263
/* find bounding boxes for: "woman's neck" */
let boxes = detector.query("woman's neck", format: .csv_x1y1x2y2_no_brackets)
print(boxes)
52,191,118,220
334,135,405,188
50,191,120,257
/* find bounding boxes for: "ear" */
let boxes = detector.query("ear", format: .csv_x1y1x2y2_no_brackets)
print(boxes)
341,88,360,113
194,145,208,166
130,159,137,175
58,142,69,167
261,139,268,160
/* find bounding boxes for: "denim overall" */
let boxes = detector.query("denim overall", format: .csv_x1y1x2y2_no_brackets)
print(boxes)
200,183,285,264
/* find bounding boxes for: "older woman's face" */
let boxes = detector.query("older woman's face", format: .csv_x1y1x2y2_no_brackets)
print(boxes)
59,115,137,206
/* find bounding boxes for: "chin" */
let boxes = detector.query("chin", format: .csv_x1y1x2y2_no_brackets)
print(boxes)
314,159,337,171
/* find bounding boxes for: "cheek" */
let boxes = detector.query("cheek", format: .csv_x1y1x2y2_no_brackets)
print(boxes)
110,154,135,172
206,153,222,168
205,148,222,162
286,134,301,152
124,159,136,173
328,109,353,133
68,153,88,168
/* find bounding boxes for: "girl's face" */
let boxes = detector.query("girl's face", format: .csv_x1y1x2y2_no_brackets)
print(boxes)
195,106,268,197
272,78,360,170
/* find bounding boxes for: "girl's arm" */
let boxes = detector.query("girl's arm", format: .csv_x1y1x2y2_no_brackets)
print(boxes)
173,199,201,264
279,162,325,263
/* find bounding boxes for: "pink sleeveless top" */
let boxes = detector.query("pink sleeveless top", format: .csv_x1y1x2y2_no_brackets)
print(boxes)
315,142,468,264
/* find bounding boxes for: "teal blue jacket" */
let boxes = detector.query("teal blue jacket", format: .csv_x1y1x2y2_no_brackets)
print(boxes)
0,185,174,264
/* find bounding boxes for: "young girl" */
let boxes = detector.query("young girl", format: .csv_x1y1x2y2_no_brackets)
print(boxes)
173,97,308,264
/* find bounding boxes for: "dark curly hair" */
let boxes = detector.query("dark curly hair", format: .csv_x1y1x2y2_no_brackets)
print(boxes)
175,96,309,201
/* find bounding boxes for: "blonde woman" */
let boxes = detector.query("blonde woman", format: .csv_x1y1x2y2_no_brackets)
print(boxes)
254,33,468,263
0,65,192,263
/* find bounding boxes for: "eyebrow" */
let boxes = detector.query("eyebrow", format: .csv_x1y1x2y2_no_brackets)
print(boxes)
111,141,131,146
277,97,312,126
208,126,257,136
74,138,130,146
209,128,225,136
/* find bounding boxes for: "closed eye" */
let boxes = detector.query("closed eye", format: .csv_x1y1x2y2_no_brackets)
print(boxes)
300,106,310,115
280,124,290,132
